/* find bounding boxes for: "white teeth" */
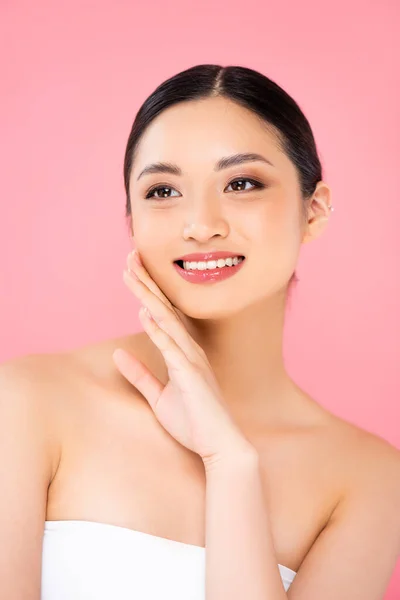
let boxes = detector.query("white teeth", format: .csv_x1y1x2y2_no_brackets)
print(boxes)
182,256,244,271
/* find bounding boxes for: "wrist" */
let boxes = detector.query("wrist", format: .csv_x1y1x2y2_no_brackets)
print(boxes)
203,440,259,475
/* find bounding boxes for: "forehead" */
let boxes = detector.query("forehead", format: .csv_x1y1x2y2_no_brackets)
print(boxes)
131,97,287,176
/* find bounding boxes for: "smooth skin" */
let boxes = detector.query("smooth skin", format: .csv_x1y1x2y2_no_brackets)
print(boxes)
1,96,400,599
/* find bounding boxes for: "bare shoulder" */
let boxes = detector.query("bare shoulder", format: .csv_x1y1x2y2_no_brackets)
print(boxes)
0,334,148,469
290,390,400,516
0,349,90,400
1,350,75,381
0,331,150,408
297,388,400,474
0,352,78,498
278,405,400,596
279,386,400,477
0,332,148,381
324,412,400,516
333,414,400,475
0,351,79,406
0,351,82,458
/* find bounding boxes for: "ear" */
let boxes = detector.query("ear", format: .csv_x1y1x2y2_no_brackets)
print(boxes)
302,181,333,244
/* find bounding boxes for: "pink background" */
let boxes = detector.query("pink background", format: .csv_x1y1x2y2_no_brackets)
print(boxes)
1,0,399,596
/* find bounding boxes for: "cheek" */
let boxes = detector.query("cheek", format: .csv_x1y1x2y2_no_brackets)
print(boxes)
248,196,302,249
246,201,303,282
131,213,180,295
132,211,172,254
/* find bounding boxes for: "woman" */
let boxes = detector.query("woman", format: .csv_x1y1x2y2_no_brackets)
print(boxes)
1,64,399,600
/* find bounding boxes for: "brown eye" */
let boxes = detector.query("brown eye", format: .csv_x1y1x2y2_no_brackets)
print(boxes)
145,185,181,200
225,178,264,192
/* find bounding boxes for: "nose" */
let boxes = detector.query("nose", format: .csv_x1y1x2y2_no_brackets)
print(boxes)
182,196,230,243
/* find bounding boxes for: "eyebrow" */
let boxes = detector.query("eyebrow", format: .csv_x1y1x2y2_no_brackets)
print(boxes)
136,152,275,181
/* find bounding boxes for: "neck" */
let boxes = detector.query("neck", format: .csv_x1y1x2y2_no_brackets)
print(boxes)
176,292,296,429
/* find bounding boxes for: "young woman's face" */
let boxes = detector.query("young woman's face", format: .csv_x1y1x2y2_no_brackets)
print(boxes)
129,96,308,319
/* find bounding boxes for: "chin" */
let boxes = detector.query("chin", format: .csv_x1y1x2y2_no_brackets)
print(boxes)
171,297,249,322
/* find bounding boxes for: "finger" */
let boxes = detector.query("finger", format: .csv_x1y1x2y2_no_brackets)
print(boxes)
112,346,164,410
127,250,174,311
123,270,206,365
138,306,198,391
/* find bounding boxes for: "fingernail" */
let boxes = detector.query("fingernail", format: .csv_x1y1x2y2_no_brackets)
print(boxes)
140,305,153,321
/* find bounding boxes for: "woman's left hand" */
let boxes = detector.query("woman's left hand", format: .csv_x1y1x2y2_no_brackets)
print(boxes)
112,249,254,469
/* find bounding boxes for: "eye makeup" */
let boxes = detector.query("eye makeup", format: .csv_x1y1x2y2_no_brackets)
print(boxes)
143,176,267,200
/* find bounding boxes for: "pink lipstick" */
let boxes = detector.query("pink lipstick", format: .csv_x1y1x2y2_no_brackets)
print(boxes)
173,251,246,284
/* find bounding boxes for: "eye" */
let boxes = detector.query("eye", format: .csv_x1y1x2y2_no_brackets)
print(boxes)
224,178,265,193
144,177,265,200
145,185,181,200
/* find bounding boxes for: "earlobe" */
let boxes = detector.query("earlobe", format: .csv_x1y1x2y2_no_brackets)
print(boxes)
302,215,330,244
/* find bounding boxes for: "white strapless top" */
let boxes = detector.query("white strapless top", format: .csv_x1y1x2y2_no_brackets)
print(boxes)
41,520,297,599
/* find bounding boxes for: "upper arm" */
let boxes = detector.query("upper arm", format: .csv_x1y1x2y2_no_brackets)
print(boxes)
0,357,60,600
288,439,400,600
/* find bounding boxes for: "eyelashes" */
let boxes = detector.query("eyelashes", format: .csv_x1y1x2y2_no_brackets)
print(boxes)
144,177,266,200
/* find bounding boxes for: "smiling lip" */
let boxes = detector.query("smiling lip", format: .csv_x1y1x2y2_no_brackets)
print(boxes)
174,251,245,262
173,255,245,284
